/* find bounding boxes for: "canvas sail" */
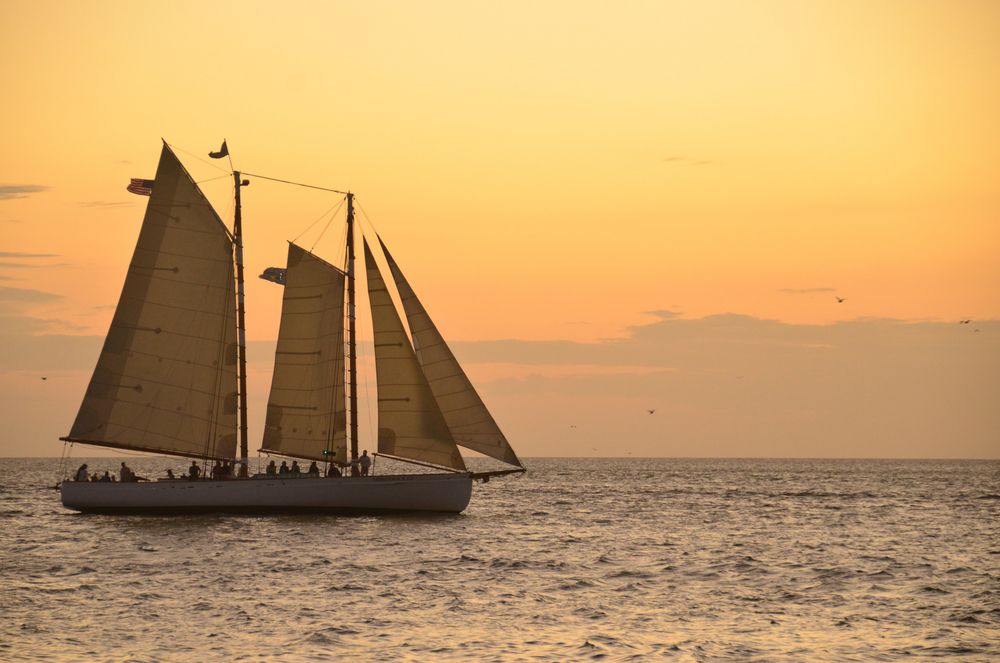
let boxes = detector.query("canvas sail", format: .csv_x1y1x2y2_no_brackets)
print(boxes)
260,243,348,463
66,144,238,459
364,240,466,471
378,238,522,467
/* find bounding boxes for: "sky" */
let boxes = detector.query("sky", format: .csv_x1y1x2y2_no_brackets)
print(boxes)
1,1,997,458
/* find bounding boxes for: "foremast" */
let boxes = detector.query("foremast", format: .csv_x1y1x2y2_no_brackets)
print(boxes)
233,171,250,476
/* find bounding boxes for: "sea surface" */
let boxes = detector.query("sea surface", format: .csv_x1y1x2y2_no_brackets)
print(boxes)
1,457,998,662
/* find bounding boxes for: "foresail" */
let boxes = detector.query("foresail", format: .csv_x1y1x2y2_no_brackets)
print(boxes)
67,144,238,459
379,237,522,467
364,240,466,471
260,244,348,463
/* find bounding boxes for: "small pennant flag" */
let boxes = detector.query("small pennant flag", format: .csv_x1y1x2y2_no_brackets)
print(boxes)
209,140,229,159
127,178,154,196
259,267,287,285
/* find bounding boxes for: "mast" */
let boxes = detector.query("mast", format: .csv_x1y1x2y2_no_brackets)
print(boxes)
345,192,359,462
233,171,250,477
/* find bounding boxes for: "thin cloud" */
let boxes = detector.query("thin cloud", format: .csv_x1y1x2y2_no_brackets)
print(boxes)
779,287,837,295
78,200,134,208
0,184,50,200
0,286,62,303
0,262,67,269
0,251,59,258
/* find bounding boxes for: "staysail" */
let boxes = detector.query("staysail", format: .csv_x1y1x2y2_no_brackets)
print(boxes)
260,243,348,463
65,144,238,459
364,240,466,471
378,237,522,467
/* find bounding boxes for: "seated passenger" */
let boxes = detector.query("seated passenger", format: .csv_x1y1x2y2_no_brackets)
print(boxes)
189,461,201,480
166,469,176,479
290,460,301,476
279,460,289,476
326,464,342,477
74,463,89,482
120,462,135,482
100,471,112,482
266,460,277,476
306,461,320,476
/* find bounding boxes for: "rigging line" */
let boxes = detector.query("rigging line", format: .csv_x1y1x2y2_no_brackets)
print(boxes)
355,199,383,239
293,196,345,244
195,174,232,185
166,142,231,175
241,172,349,195
309,199,346,253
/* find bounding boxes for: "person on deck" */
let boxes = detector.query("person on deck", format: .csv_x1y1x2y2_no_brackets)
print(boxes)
279,461,289,476
166,469,176,479
326,464,342,478
120,462,135,482
100,471,112,482
188,461,201,481
306,461,319,476
359,450,372,477
266,460,277,477
74,464,89,482
290,460,301,476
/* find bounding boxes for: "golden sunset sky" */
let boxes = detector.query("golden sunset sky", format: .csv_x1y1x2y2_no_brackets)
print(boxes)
1,1,997,458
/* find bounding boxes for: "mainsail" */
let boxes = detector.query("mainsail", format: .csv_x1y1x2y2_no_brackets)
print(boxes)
364,240,466,471
378,237,522,467
66,145,238,459
260,243,348,463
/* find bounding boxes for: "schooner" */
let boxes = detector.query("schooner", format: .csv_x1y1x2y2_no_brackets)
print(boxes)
59,142,523,514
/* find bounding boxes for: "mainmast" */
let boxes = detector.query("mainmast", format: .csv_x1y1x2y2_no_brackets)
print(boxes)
345,192,359,462
233,171,250,477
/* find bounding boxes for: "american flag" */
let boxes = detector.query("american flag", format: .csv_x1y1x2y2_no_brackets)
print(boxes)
127,178,154,196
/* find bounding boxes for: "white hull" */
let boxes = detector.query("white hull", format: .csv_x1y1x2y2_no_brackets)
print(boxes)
61,473,473,514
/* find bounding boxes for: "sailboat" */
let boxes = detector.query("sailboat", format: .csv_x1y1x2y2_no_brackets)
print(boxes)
59,142,524,514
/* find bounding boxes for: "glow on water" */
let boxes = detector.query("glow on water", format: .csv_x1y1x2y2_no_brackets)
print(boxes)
2,457,998,661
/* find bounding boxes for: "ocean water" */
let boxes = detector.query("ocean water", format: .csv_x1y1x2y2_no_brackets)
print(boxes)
1,457,998,662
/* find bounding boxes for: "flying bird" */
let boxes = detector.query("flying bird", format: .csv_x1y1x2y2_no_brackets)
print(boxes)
836,296,847,303
647,409,656,415
959,319,971,324
41,377,47,381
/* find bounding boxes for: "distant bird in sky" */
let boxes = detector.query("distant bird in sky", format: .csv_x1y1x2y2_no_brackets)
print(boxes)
647,409,656,415
836,296,847,303
959,319,971,324
569,425,577,429
41,377,47,380
974,329,981,333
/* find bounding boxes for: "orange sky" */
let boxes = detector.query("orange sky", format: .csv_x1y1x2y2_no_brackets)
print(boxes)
1,1,998,457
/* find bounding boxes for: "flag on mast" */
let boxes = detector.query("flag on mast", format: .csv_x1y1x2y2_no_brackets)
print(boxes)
126,178,154,196
209,140,229,159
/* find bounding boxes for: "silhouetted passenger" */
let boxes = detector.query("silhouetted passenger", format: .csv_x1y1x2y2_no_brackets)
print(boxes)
326,464,342,478
74,464,89,482
100,471,112,482
290,460,301,476
189,461,201,480
307,461,319,476
166,469,176,479
279,461,289,476
266,460,277,476
359,450,372,477
120,462,135,482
